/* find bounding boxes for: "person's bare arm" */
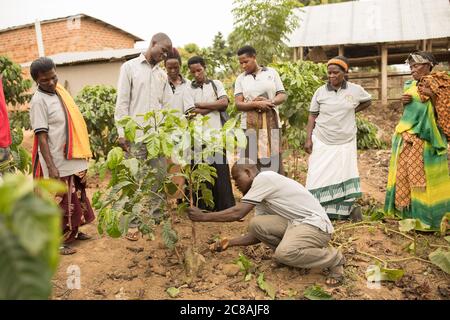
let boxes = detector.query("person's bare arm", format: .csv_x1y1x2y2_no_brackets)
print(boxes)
355,100,371,113
187,202,255,222
401,94,412,106
228,233,260,247
235,95,274,112
304,114,318,154
195,97,228,112
36,132,59,178
272,92,287,106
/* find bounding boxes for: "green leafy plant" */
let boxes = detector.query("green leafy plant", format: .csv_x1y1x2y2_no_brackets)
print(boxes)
1,56,33,130
166,286,180,298
356,116,386,150
0,127,31,174
75,85,118,160
399,218,432,255
229,0,302,65
234,253,254,280
94,109,245,281
0,173,65,299
257,272,276,300
429,248,450,274
303,284,333,300
366,264,405,282
271,60,326,178
272,60,327,132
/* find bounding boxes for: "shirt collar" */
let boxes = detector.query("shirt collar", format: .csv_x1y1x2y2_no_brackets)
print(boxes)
326,80,347,91
37,86,56,96
191,79,211,89
245,65,268,76
169,75,187,92
138,53,160,70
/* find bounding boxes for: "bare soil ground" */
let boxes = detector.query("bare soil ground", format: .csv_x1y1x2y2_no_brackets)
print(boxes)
50,176,449,300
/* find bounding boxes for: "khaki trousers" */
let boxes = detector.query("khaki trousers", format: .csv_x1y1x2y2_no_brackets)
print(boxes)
248,215,342,270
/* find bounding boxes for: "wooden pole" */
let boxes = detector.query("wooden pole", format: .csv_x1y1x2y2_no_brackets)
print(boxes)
299,46,304,61
381,44,388,106
422,39,427,51
338,45,344,56
293,47,298,61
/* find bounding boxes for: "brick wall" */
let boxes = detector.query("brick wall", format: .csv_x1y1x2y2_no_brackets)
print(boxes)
0,17,136,64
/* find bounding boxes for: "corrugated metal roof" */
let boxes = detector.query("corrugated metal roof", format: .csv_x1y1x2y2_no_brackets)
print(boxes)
0,13,144,42
21,48,142,67
288,0,450,47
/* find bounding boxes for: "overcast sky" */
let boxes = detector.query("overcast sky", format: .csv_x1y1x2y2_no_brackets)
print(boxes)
0,0,235,48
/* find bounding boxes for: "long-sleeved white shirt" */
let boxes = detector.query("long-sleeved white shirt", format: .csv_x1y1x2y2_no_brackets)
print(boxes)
115,53,173,137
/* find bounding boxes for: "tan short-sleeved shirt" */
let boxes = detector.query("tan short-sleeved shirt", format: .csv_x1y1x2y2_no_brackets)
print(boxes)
241,171,333,233
309,81,371,145
234,67,285,129
182,79,227,129
30,89,87,178
115,53,174,137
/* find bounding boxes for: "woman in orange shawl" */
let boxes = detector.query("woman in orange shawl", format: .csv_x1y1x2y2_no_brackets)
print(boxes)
29,57,94,255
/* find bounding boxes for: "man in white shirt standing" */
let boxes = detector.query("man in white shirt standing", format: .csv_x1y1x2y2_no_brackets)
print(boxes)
187,159,345,286
115,32,174,241
115,32,173,149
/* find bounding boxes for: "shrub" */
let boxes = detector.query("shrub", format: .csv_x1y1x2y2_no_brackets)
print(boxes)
75,85,118,160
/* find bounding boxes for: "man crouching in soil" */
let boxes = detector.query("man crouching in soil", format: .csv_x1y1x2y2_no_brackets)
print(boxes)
187,159,345,286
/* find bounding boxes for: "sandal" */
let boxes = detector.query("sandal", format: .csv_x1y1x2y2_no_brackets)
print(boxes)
209,238,229,252
60,245,77,255
75,232,92,240
325,255,346,287
125,230,140,241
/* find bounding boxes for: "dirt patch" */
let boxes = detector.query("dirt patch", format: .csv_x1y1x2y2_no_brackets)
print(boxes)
52,159,449,300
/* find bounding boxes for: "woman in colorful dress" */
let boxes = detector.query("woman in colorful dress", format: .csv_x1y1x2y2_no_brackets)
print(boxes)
384,51,450,229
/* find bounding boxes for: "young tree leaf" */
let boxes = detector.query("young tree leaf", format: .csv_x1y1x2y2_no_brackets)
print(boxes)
257,272,276,300
366,265,405,282
399,219,418,233
106,147,124,170
166,287,180,298
303,285,333,300
429,249,450,274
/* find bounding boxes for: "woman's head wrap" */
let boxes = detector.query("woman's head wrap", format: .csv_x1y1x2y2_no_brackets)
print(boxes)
327,56,349,72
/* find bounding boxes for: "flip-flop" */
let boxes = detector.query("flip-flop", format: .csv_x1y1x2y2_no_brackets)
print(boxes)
76,232,92,240
125,231,139,241
326,255,346,287
209,238,229,252
325,273,344,287
60,245,77,255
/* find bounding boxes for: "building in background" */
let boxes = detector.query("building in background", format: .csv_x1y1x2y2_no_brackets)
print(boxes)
0,13,142,64
0,13,144,96
288,0,450,104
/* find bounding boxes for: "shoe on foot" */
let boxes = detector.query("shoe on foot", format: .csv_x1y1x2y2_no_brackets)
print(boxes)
349,206,363,222
326,255,345,287
75,232,92,240
60,245,77,255
125,229,140,241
